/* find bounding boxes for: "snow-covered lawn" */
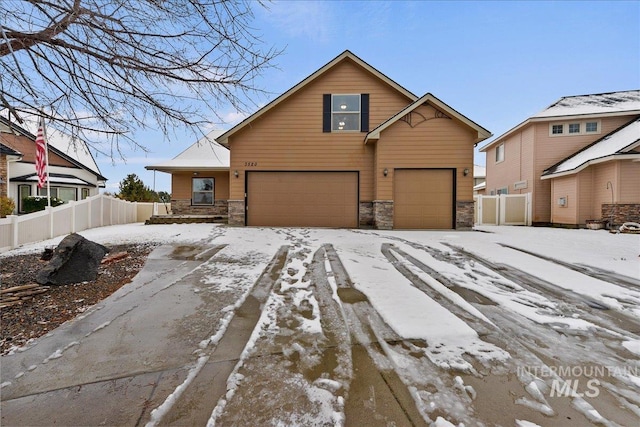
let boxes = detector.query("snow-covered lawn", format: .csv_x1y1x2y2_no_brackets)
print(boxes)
2,224,639,426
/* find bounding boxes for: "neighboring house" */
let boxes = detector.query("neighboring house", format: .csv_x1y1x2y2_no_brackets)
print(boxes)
473,164,486,195
146,130,230,215
480,90,640,226
0,115,107,214
1,142,22,199
214,50,491,229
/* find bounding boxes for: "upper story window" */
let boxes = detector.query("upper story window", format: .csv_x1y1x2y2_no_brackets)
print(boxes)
323,93,369,133
332,95,360,131
550,120,601,137
495,143,505,163
585,121,598,133
192,177,214,205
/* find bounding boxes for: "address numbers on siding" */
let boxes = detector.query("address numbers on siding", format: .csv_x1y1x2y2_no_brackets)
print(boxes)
244,162,258,167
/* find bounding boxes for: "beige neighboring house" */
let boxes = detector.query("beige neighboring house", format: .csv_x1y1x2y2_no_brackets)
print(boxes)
473,164,486,195
480,90,640,227
146,130,230,215
217,50,491,229
0,114,107,214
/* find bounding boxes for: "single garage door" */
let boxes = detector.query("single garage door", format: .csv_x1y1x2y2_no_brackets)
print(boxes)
394,169,454,229
246,171,358,227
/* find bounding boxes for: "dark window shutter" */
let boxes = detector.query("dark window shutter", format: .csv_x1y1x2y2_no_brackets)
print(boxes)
323,94,331,132
360,94,369,132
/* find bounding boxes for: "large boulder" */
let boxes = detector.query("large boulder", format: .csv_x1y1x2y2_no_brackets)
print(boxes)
36,233,109,285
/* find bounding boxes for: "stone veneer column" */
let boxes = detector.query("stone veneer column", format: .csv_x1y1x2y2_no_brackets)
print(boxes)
602,203,640,227
456,201,475,229
373,200,394,230
228,200,246,226
359,202,373,227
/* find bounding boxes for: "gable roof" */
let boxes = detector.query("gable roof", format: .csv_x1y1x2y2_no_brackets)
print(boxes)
541,117,640,179
218,50,417,147
145,129,229,172
364,93,491,145
0,114,107,181
480,89,640,152
533,90,640,119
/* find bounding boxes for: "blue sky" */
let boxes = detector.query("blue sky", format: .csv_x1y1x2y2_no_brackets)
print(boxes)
97,0,640,193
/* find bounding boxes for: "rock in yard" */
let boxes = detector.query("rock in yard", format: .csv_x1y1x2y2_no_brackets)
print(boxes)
36,233,109,285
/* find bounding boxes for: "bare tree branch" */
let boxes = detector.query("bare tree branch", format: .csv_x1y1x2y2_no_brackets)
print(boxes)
0,0,282,159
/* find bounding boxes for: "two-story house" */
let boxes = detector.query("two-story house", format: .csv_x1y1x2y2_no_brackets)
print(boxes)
480,90,640,226
215,50,491,229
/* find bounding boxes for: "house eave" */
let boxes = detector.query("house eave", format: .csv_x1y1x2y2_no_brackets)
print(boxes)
480,110,640,152
541,153,640,180
365,93,492,145
145,165,230,173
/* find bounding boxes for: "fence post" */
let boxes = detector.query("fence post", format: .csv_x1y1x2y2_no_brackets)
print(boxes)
70,200,76,233
87,197,92,229
47,206,54,239
9,215,19,249
133,201,138,223
100,195,104,227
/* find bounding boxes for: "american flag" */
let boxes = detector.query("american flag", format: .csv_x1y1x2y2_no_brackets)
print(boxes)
35,119,47,189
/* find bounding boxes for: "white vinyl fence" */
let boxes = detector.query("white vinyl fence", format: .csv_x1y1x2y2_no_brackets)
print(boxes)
0,194,169,252
474,193,532,226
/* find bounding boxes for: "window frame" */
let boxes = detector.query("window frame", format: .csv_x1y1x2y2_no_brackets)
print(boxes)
192,177,215,206
551,124,564,135
331,94,361,132
550,120,601,137
585,121,598,133
81,188,91,200
37,186,77,203
497,187,509,195
495,143,505,163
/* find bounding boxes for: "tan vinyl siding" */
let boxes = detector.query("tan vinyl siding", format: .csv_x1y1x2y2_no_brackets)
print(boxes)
485,124,534,196
532,115,634,222
374,105,475,201
172,171,229,200
619,160,640,203
591,162,617,219
577,168,594,223
550,175,577,224
228,58,412,201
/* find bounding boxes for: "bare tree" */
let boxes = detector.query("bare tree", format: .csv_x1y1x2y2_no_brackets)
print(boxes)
0,0,281,158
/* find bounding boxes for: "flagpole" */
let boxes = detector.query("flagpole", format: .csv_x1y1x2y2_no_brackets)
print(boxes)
40,114,51,208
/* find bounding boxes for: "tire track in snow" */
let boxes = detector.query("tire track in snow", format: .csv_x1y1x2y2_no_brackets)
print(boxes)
388,241,639,426
145,245,289,426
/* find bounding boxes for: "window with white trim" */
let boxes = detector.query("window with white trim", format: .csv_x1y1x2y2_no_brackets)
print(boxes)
495,143,505,163
192,177,214,205
38,186,76,202
81,188,90,199
497,187,509,195
550,120,600,136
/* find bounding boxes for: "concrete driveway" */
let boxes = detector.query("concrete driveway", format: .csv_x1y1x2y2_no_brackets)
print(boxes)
1,226,639,426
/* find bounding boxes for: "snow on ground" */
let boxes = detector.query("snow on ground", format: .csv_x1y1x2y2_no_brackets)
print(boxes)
4,223,639,425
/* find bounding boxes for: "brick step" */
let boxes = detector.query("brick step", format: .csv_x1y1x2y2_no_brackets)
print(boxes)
145,215,228,225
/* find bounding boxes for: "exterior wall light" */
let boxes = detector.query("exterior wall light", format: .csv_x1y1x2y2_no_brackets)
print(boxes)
463,168,470,176
383,168,388,177
234,170,239,178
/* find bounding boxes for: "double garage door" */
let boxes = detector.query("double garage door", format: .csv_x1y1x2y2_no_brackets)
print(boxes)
246,171,358,227
245,169,454,229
